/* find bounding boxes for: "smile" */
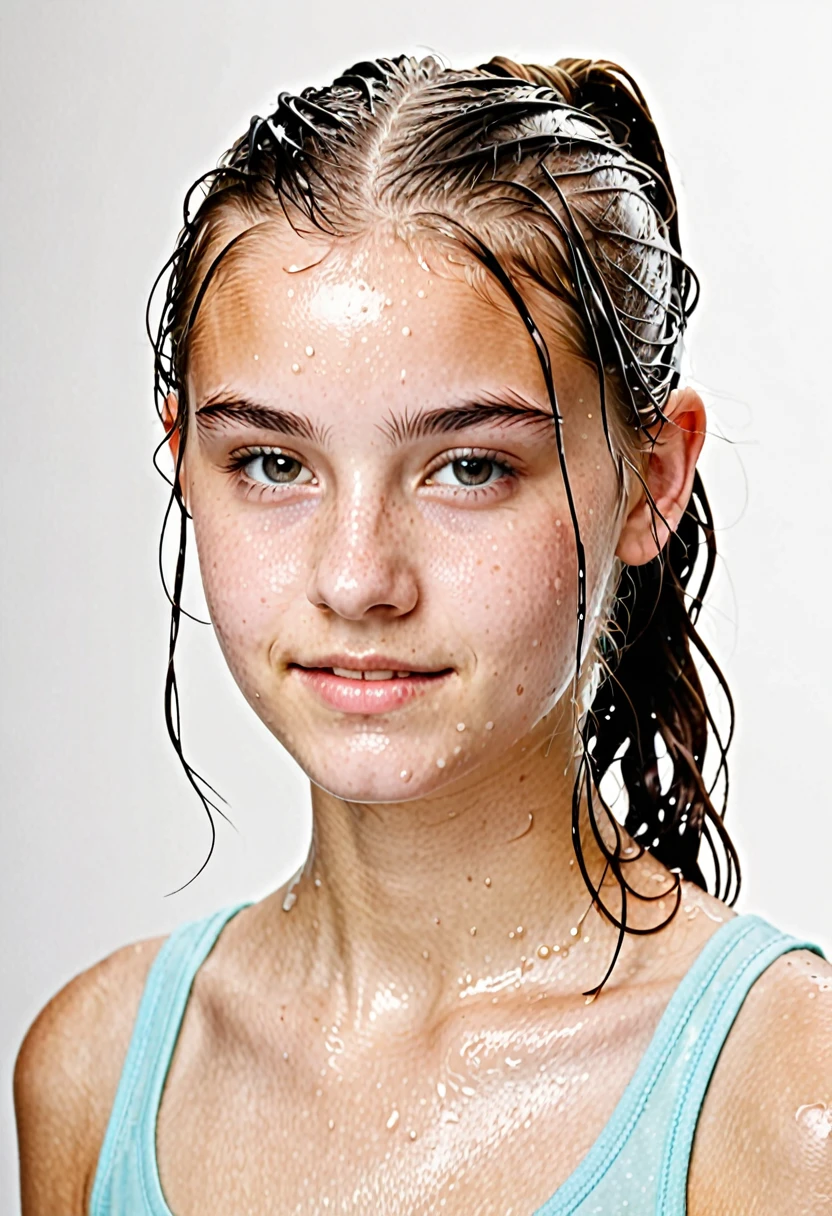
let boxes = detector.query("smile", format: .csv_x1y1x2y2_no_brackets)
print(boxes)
288,663,454,713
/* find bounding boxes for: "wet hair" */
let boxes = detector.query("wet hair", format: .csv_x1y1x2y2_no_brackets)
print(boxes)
150,53,739,994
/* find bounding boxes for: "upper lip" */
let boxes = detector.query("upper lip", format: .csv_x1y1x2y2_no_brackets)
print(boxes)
290,654,453,674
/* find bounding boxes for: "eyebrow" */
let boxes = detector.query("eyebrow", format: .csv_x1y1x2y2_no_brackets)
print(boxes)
194,389,556,447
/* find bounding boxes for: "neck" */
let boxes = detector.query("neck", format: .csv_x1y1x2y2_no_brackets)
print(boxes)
266,704,650,1033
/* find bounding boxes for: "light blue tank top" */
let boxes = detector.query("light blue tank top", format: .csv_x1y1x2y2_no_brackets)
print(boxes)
89,906,824,1215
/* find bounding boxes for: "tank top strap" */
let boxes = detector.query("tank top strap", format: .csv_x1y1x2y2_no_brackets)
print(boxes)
656,914,824,1213
89,901,250,1216
536,912,825,1215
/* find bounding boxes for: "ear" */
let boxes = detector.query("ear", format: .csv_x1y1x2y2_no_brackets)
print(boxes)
162,393,188,502
615,387,706,566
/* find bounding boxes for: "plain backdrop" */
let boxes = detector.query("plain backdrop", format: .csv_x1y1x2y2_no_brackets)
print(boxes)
2,0,831,1206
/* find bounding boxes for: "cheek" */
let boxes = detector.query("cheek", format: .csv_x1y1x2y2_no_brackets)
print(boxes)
419,500,579,709
190,488,313,671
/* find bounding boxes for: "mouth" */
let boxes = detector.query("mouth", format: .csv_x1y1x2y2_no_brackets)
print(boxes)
287,660,455,714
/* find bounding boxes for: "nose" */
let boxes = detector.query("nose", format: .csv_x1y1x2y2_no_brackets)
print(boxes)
306,471,419,620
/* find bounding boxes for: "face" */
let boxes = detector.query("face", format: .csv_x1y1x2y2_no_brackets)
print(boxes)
177,223,626,802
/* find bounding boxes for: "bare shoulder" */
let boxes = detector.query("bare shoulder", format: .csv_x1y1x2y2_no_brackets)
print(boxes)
14,934,167,1216
688,944,832,1215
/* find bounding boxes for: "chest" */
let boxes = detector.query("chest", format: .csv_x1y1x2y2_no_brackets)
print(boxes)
155,995,664,1215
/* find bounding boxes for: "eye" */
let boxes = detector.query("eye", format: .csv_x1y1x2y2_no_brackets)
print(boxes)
426,451,515,491
234,447,315,487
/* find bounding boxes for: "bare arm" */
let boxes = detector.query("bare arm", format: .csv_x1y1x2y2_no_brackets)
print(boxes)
688,948,832,1216
14,936,166,1216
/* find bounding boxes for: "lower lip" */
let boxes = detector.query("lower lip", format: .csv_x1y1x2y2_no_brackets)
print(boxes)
289,667,454,714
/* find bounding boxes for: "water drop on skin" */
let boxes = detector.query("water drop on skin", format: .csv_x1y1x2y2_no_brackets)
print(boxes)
436,758,446,768
456,723,466,732
485,721,494,731
537,945,551,959
291,362,301,374
386,1110,400,1130
305,344,315,357
401,326,411,336
484,877,492,887
400,769,411,782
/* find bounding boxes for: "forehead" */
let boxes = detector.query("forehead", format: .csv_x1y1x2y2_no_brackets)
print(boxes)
186,221,592,410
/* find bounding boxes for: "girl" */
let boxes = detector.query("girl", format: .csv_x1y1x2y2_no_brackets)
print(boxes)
15,54,831,1215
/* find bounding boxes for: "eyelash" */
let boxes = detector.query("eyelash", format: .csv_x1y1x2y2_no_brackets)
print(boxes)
222,445,519,501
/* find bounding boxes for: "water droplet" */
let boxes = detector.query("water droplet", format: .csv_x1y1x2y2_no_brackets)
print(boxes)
437,1081,446,1099
291,362,301,374
537,945,551,959
408,1129,418,1140
515,925,525,937
386,1110,400,1130
305,344,315,357
456,722,466,732
401,325,411,336
436,757,446,768
484,877,492,887
470,926,477,936
384,296,392,306
400,769,411,781
400,368,406,382
328,1118,335,1130
532,639,539,647
561,947,570,959
570,926,579,937
253,353,259,361
287,288,294,298
485,721,494,731
417,289,425,298
421,949,430,959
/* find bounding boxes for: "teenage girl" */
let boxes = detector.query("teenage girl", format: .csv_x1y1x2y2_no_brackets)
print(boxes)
15,54,831,1215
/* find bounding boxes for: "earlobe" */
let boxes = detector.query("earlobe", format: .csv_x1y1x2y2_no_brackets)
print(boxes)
614,387,706,567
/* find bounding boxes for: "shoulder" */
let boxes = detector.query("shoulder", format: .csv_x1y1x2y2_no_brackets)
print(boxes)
688,942,832,1215
14,934,167,1216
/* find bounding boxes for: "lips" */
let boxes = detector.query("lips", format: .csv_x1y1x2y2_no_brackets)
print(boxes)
288,661,454,714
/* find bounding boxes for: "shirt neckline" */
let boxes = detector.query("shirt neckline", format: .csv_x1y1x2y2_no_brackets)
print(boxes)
140,909,758,1216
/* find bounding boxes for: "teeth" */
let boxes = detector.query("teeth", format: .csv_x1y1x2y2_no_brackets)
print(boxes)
330,667,411,680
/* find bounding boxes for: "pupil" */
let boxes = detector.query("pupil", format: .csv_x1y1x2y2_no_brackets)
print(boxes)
262,453,300,483
453,457,492,486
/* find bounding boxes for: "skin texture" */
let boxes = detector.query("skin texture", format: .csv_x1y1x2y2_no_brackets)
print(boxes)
14,227,832,1214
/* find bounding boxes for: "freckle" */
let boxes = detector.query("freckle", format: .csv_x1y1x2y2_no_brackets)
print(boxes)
492,564,501,572
291,362,301,374
516,685,524,695
401,326,411,336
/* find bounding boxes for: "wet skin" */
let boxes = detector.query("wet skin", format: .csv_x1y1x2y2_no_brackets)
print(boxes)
14,223,832,1216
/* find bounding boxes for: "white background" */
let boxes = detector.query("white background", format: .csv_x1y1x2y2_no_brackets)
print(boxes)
2,0,830,1207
